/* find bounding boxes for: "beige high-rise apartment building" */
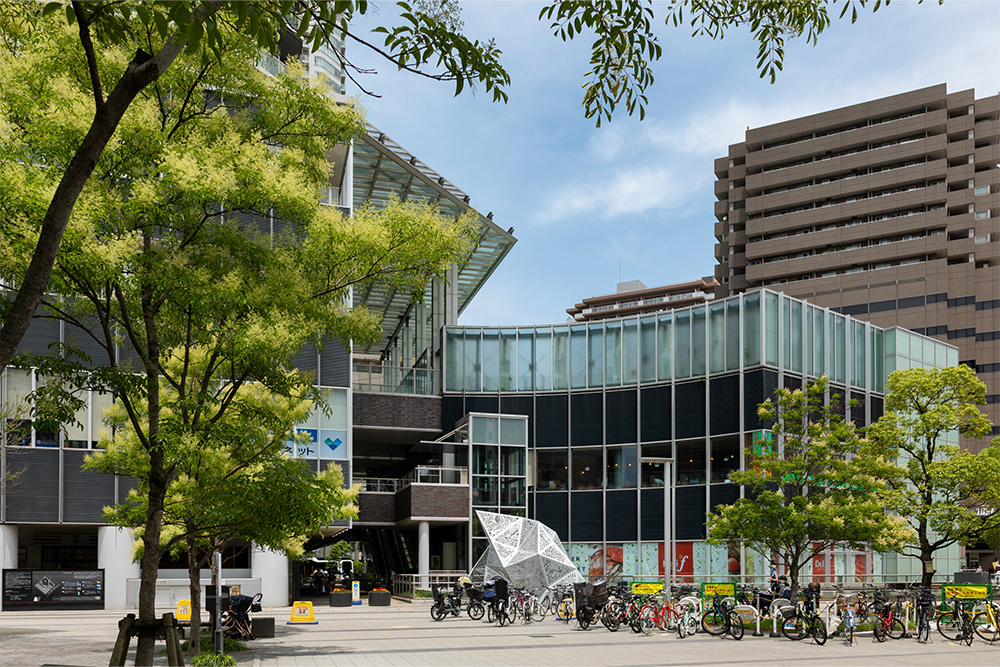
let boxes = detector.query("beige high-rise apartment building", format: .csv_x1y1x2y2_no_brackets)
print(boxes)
713,84,1000,448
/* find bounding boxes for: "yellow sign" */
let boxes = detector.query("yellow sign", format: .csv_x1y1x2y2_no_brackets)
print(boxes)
942,585,990,600
631,582,664,595
701,582,736,597
175,600,191,623
287,600,319,624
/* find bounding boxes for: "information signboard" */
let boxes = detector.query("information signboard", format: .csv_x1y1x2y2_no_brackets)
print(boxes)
701,582,736,597
630,582,664,595
2,569,104,610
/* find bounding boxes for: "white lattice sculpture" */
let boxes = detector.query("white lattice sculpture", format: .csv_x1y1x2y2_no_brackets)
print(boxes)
470,510,583,590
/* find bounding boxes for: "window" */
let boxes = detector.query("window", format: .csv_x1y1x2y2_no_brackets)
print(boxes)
676,439,706,486
710,436,740,483
975,185,990,196
975,210,990,220
640,442,672,487
606,446,638,489
572,448,604,490
535,449,568,490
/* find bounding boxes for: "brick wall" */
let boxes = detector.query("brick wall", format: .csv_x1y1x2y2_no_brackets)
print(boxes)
353,393,442,430
396,485,469,521
357,493,396,523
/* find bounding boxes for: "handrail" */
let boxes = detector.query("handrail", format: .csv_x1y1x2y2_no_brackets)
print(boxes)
402,466,468,486
353,364,439,396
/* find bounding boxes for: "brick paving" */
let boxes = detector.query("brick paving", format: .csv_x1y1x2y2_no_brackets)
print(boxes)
1,599,996,666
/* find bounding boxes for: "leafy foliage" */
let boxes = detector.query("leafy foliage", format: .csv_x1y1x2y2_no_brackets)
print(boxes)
867,366,1000,584
0,16,476,665
707,376,910,597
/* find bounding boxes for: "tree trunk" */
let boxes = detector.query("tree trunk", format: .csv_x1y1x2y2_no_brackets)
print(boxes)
186,529,202,656
0,42,184,369
135,448,168,666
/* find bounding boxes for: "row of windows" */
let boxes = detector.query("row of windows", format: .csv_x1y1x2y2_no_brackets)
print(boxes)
533,437,743,491
752,229,942,266
753,178,944,220
755,156,933,198
757,132,930,175
756,107,930,153
446,290,887,394
762,254,934,286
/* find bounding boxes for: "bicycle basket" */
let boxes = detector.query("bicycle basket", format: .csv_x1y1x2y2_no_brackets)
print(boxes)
574,582,594,610
779,605,798,620
593,581,610,607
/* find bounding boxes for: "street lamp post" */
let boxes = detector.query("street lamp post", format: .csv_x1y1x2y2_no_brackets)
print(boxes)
642,457,674,596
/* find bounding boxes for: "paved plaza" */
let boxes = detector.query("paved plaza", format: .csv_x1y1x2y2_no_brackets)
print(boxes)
1,600,997,667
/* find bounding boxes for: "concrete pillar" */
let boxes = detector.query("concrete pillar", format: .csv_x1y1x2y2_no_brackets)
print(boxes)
0,525,15,611
0,524,17,569
98,527,140,610
418,521,430,590
251,545,289,608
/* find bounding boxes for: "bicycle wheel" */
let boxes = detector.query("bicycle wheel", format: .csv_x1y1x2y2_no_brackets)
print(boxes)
810,616,827,645
887,617,905,640
578,610,591,631
430,603,445,621
916,610,930,643
781,612,809,641
702,608,727,636
845,621,854,646
602,610,620,632
637,605,657,636
468,600,485,620
873,618,887,642
936,611,963,641
556,598,574,622
973,609,1000,643
533,599,547,622
728,611,745,640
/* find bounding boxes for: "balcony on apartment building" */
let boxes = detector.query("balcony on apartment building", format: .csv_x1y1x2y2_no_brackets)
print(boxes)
355,466,470,527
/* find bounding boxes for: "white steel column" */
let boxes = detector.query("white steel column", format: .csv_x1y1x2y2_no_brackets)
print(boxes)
98,526,140,609
418,521,430,590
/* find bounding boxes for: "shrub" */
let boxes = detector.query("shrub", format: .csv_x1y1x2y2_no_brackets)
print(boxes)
190,652,238,667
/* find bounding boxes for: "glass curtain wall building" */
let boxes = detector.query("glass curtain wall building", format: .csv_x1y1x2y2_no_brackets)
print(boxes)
443,288,959,581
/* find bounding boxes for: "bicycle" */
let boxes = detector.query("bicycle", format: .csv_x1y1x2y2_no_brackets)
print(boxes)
675,599,699,639
779,583,826,645
913,587,935,644
972,599,1000,643
701,592,745,640
637,592,687,635
870,590,905,642
936,594,975,645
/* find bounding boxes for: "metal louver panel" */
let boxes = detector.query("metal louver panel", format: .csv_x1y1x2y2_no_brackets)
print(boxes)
5,449,59,522
63,450,115,523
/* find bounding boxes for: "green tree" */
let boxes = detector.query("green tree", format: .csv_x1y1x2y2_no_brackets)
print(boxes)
4,22,475,665
0,0,507,369
1,0,926,365
707,376,911,598
867,366,1000,585
86,358,359,654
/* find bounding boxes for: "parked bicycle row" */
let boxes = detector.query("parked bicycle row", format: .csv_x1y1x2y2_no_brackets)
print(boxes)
428,579,1000,646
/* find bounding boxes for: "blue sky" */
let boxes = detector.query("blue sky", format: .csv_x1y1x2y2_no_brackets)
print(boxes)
348,0,1000,328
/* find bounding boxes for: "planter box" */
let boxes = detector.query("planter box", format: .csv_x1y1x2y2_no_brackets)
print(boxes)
329,592,352,607
368,591,391,607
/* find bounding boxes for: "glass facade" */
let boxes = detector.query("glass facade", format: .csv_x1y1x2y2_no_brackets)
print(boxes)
444,288,960,582
446,289,892,394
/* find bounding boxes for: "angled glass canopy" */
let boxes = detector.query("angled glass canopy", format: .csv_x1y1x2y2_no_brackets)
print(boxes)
352,124,516,358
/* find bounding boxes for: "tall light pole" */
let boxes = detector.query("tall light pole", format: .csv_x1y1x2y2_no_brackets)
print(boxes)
642,457,674,595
